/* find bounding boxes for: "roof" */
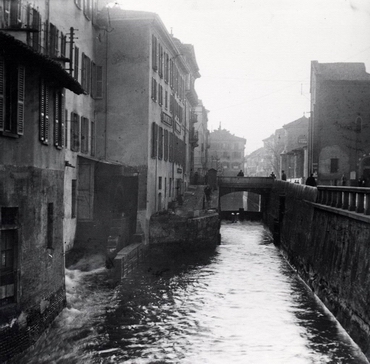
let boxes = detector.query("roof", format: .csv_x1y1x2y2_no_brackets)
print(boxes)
0,31,84,94
210,128,246,143
312,61,370,81
283,115,308,129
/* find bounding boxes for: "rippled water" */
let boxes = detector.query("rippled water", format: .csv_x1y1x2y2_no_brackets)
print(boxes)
17,222,368,364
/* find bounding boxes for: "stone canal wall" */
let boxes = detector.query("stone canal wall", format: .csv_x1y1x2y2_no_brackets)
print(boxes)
149,212,221,249
264,180,370,358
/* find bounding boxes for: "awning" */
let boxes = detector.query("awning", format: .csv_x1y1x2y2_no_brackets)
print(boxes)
0,31,84,95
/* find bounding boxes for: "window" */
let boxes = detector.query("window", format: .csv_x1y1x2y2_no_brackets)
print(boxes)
164,129,169,161
91,63,103,99
60,32,67,58
70,112,80,152
74,46,79,81
158,85,163,106
64,109,68,149
151,122,158,158
164,53,169,83
0,207,18,306
158,176,162,190
164,177,167,197
81,53,91,94
90,120,95,156
152,35,158,71
169,132,174,162
72,180,77,218
27,7,41,52
54,90,64,148
169,178,172,197
49,23,59,58
356,117,362,133
39,79,49,144
165,90,168,109
47,203,54,249
330,158,339,173
81,117,89,154
151,78,157,102
0,57,25,137
158,44,163,78
158,126,163,160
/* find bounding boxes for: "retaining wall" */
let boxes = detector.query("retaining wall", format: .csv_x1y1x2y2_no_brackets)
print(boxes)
265,181,370,358
149,212,220,249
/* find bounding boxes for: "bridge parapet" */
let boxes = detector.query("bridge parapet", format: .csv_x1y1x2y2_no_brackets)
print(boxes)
317,186,370,216
218,176,274,189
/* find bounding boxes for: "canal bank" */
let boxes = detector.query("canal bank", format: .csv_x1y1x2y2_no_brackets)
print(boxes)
264,181,370,359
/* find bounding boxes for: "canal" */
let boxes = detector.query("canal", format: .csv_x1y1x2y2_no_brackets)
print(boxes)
17,221,368,364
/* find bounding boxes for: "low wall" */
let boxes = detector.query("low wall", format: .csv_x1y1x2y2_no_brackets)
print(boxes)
149,212,220,249
265,181,370,358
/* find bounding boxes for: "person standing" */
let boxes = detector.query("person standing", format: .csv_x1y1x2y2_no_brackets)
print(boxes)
237,170,244,177
305,173,317,187
281,170,287,181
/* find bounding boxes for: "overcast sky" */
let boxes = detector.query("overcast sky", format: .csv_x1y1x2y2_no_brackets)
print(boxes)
110,0,370,153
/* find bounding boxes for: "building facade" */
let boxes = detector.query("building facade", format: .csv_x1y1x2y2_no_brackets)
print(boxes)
280,115,308,182
208,127,246,177
95,8,202,240
309,61,370,185
191,100,209,184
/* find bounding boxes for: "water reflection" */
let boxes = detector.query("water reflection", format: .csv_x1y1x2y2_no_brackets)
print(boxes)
17,221,368,364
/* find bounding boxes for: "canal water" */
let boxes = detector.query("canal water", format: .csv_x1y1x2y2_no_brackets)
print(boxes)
17,222,368,364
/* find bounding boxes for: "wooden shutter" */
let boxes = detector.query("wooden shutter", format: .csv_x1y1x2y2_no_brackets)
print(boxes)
96,65,103,98
40,79,45,141
44,84,49,142
16,65,25,135
54,91,60,146
61,91,65,147
0,57,4,132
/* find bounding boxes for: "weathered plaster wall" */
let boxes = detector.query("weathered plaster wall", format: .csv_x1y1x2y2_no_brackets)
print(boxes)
265,181,370,358
0,166,66,362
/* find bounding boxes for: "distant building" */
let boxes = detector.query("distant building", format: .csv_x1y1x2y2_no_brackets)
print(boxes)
280,116,308,182
309,61,370,185
208,127,246,177
191,100,209,184
245,147,266,176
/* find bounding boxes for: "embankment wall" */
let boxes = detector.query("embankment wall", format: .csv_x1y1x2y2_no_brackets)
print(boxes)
264,181,370,358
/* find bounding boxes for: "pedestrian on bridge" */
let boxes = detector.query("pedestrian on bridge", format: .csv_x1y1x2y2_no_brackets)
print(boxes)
305,173,317,187
281,170,287,181
237,170,244,177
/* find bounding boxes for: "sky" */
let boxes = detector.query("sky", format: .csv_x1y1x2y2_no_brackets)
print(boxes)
108,0,370,154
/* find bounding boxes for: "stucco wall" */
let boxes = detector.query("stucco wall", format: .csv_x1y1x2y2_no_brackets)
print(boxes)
265,181,370,358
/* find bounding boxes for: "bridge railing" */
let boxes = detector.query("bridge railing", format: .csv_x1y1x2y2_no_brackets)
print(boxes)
217,176,274,188
317,186,370,215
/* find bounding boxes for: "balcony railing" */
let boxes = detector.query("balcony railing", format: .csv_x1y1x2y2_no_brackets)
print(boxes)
316,186,370,216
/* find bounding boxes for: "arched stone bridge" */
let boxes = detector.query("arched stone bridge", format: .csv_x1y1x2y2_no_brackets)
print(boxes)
217,176,274,215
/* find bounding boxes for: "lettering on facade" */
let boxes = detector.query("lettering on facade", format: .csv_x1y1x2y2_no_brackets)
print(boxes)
177,168,182,173
161,111,173,126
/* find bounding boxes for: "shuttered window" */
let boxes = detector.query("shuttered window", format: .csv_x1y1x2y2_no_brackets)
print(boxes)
0,57,25,137
81,117,89,154
71,112,80,152
74,46,79,81
158,126,163,160
40,79,49,143
164,129,169,161
54,90,65,148
151,122,158,158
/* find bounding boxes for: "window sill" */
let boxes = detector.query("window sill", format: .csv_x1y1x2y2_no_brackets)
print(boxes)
1,131,20,138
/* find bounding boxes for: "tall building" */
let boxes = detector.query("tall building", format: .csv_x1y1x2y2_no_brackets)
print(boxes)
95,8,202,239
191,100,209,184
280,116,308,181
309,61,370,185
0,0,94,360
208,127,246,177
